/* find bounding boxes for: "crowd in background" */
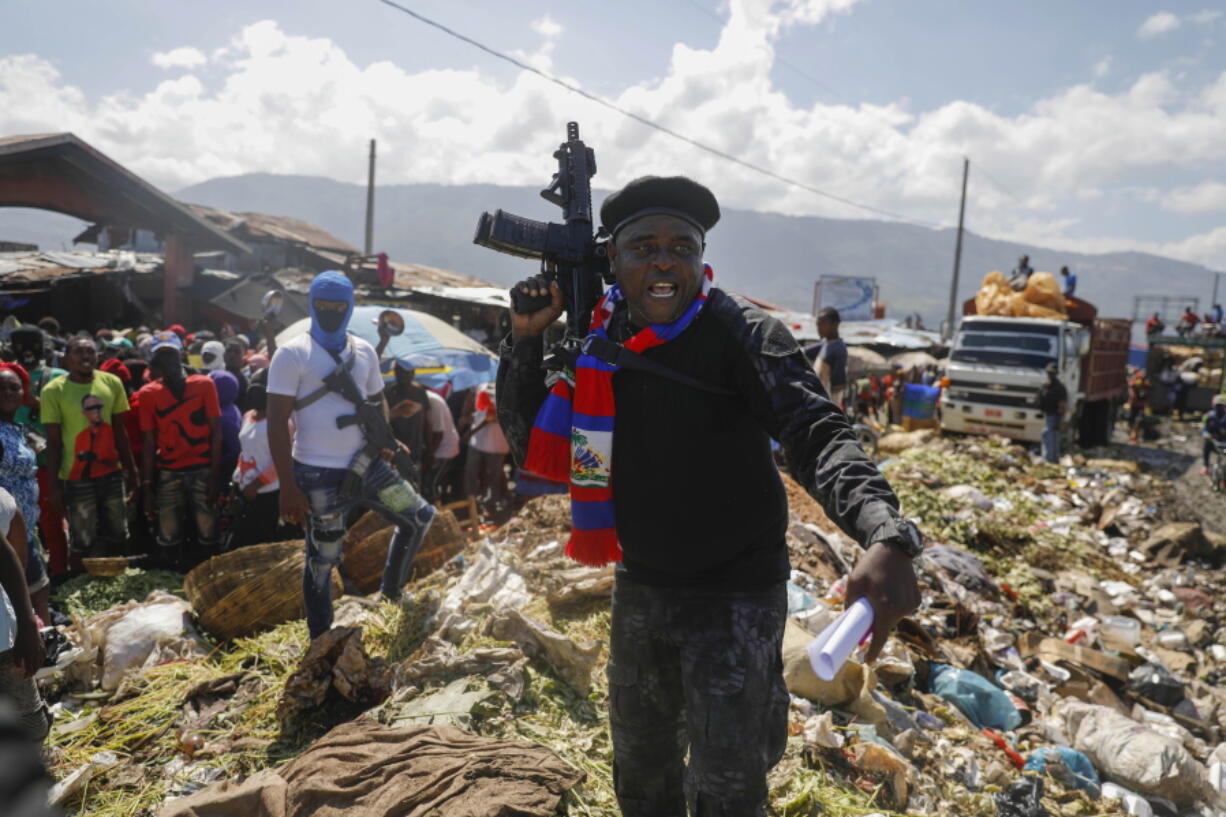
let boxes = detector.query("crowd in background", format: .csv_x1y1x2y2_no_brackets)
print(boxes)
0,316,512,582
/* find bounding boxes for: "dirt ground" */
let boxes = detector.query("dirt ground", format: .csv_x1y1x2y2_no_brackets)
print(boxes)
1113,415,1226,535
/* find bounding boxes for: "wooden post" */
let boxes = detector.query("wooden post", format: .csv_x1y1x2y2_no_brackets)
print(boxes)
944,157,969,341
364,139,376,256
162,233,194,326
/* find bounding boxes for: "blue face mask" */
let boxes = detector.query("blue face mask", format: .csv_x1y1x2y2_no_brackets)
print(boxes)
308,271,354,351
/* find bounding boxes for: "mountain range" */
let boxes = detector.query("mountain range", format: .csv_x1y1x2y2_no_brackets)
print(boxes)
4,172,1221,327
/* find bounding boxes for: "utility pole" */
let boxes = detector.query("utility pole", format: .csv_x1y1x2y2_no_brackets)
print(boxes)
1212,270,1221,310
944,157,969,342
364,139,376,256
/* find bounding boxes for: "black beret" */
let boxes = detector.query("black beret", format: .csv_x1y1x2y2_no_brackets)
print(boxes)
600,175,720,239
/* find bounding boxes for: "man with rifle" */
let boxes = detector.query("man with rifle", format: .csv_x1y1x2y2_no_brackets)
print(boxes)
487,141,923,813
267,271,436,639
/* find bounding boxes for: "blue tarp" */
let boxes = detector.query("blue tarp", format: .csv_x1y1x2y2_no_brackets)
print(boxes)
279,306,497,392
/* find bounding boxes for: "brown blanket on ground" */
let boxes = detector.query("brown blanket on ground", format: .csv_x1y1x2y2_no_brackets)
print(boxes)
158,721,584,817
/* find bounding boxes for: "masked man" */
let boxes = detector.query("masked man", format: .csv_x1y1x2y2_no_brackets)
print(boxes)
267,271,436,639
497,176,923,816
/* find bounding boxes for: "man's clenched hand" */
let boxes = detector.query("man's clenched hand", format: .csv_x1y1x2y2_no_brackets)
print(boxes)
845,541,921,663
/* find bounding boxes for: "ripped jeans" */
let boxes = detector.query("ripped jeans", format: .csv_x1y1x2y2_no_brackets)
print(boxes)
293,458,435,639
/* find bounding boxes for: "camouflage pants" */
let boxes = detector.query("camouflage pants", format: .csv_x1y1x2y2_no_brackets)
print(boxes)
607,575,789,817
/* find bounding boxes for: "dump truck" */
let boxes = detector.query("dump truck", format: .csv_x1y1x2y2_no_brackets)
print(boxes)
940,295,1131,446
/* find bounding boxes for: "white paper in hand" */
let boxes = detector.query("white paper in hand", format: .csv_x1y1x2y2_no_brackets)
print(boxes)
805,597,874,682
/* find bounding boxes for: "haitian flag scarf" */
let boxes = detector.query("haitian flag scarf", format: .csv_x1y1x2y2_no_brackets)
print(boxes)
523,264,715,566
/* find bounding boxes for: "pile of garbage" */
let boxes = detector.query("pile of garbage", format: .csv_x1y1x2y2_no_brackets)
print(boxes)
35,431,1226,816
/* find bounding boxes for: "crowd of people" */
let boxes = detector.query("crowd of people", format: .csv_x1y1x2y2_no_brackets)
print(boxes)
0,302,519,743
1144,303,1226,339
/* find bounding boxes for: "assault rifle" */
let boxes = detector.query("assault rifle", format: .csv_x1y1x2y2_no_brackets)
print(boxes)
473,121,610,339
321,356,417,499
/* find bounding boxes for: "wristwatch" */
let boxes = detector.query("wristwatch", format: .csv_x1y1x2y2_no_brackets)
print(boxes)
874,517,925,559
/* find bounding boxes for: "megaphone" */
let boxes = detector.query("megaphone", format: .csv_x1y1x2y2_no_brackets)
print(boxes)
261,290,284,320
376,309,405,337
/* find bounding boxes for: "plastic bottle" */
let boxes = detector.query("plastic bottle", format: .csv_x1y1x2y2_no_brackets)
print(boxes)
1155,630,1189,650
1099,615,1141,649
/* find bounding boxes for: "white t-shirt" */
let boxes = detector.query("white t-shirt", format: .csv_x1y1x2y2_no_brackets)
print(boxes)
267,333,385,469
425,389,460,459
234,413,283,493
0,488,19,652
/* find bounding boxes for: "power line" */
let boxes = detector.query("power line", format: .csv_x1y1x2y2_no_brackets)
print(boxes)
680,0,1036,220
680,0,849,104
973,164,1028,207
374,0,947,229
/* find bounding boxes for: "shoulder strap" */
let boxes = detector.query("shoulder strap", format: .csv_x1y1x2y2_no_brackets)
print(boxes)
581,336,735,396
294,338,357,411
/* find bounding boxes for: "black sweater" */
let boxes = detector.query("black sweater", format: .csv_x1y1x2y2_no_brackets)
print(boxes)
496,288,907,590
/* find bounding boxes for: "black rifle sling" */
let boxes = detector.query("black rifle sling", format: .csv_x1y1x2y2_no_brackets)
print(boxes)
580,335,735,396
294,338,358,412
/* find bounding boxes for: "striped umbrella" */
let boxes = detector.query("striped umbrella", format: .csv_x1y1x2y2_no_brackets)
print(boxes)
276,305,496,391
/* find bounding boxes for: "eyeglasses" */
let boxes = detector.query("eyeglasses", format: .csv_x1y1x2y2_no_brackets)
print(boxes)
0,384,23,394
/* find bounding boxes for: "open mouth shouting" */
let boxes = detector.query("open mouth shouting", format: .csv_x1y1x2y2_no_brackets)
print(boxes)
647,281,678,300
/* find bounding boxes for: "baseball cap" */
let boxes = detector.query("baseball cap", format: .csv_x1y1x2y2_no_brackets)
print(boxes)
151,330,183,353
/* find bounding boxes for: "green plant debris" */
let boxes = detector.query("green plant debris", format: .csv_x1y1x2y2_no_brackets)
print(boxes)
54,569,186,617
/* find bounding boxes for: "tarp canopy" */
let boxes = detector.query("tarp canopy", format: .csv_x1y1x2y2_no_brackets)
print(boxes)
276,306,496,391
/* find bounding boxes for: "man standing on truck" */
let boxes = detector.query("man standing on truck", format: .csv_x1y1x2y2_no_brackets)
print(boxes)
1060,266,1076,296
1145,313,1165,336
1036,363,1068,463
1009,255,1034,290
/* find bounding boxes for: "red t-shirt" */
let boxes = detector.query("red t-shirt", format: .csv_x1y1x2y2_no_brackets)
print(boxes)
137,375,221,470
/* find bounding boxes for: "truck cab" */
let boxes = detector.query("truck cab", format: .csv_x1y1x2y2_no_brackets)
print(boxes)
941,316,1086,443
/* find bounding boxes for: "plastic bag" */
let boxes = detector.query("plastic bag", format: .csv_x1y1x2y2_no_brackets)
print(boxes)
1022,272,1067,316
994,777,1049,817
1100,782,1154,817
100,594,193,691
1059,700,1218,807
929,663,1022,732
975,271,1016,317
1128,663,1185,707
1024,746,1100,796
923,545,996,596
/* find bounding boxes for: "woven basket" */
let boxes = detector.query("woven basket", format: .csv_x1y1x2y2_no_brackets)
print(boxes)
184,541,302,614
82,557,129,578
186,540,342,640
341,509,465,594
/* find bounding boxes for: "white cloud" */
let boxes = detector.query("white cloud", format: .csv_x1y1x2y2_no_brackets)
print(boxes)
1137,11,1180,39
151,46,208,70
1162,181,1226,213
1137,9,1220,39
1189,9,1223,25
1092,56,1112,78
531,15,562,38
3,1,1226,270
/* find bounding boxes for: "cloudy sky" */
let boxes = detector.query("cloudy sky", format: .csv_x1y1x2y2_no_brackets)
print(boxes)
2,0,1225,269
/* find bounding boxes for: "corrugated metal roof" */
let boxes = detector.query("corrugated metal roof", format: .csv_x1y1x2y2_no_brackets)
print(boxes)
0,249,160,286
0,133,250,255
187,204,358,254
